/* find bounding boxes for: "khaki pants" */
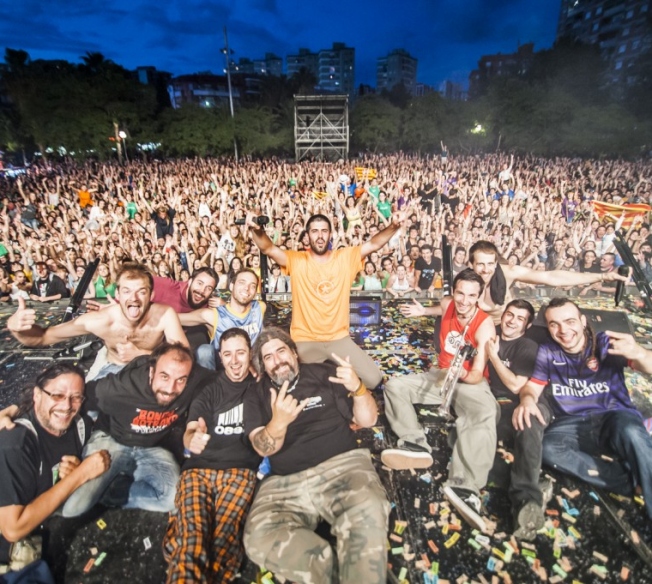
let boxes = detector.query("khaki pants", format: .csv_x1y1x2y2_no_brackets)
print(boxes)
296,336,383,389
384,368,500,493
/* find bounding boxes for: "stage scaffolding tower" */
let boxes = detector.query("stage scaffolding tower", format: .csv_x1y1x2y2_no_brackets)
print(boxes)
294,95,349,161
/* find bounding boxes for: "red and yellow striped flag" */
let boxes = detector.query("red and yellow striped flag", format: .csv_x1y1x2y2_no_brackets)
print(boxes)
590,201,651,228
354,167,377,182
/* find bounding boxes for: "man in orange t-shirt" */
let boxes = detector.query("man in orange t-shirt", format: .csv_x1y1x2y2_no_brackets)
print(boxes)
249,213,403,389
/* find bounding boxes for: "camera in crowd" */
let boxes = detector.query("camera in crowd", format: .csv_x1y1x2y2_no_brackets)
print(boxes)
234,216,270,226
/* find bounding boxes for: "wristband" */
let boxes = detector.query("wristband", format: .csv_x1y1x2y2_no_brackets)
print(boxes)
183,448,192,459
352,381,368,397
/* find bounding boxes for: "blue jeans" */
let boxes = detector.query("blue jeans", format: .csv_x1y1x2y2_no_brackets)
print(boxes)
85,346,125,382
196,343,217,370
62,431,180,517
542,410,652,519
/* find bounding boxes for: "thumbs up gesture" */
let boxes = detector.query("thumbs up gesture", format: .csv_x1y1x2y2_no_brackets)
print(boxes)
185,417,211,455
7,296,36,333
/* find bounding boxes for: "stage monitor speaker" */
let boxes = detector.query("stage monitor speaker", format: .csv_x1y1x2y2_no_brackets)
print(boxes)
350,297,382,327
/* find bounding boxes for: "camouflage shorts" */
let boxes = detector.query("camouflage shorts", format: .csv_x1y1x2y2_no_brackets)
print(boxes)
243,448,390,584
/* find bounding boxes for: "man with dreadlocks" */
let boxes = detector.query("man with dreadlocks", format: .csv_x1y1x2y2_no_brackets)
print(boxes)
513,297,652,522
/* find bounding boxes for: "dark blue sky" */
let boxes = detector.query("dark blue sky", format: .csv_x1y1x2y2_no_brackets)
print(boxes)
1,0,560,88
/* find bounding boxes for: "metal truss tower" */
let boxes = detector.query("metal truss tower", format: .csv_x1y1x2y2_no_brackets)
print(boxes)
294,95,349,161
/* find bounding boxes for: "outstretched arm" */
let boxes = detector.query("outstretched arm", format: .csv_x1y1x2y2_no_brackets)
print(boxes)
248,220,288,267
361,210,404,258
7,297,91,347
506,263,625,288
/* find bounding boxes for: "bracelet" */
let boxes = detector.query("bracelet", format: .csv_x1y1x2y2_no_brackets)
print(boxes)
183,448,192,459
352,381,368,397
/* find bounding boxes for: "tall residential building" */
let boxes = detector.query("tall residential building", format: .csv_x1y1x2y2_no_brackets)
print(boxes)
377,49,418,95
318,43,355,96
235,53,283,76
438,80,466,101
287,48,319,79
556,0,651,81
168,74,236,109
287,43,355,96
468,43,535,97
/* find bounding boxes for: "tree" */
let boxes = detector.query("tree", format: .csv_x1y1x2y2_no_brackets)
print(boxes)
350,96,401,153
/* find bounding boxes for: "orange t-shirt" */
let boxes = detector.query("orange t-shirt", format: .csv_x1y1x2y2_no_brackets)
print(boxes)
78,190,93,208
285,247,361,342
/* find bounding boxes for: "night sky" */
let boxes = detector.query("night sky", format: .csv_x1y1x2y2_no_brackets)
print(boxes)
1,0,560,88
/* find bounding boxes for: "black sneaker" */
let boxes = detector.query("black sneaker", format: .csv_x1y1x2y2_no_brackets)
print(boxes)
513,500,545,541
443,485,487,532
381,441,433,470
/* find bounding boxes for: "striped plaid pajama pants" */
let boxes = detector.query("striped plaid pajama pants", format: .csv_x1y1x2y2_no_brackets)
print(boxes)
163,468,256,583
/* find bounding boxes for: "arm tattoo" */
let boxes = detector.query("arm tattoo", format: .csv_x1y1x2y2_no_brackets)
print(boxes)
253,427,277,455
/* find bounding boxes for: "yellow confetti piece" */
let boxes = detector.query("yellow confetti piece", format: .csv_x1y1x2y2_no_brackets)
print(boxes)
444,533,460,548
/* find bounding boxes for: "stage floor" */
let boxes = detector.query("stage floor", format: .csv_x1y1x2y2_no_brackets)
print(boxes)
1,293,651,583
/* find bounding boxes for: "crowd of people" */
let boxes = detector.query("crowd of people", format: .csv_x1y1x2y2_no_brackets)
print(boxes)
0,151,652,582
1,152,652,301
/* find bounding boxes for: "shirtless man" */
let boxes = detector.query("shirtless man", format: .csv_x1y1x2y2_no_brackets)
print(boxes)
7,264,188,380
408,241,626,325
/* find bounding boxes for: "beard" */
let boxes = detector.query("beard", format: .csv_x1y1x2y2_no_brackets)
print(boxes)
309,239,329,255
269,361,299,387
187,290,209,309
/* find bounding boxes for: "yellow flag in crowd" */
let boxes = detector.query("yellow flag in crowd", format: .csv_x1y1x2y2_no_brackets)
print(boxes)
355,167,377,182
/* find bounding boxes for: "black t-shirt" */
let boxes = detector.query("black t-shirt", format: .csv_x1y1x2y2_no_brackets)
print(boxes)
579,263,602,274
30,274,70,298
414,257,442,289
151,209,176,239
92,356,212,448
182,372,260,472
487,334,539,404
0,411,89,560
243,363,357,476
418,183,437,202
441,193,460,214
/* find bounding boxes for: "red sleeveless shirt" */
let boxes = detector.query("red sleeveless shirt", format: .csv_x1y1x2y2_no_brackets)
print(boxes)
438,302,489,371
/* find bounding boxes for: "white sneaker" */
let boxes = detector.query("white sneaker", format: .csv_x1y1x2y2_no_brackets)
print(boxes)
381,444,433,470
443,485,487,532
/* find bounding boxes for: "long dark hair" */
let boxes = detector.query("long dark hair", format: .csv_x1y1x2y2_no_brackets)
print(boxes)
17,362,86,417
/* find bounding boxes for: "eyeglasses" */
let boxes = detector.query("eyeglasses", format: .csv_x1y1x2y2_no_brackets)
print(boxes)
38,386,85,405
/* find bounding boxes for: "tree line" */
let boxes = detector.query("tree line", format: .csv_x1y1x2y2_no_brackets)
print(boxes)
1,39,651,163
